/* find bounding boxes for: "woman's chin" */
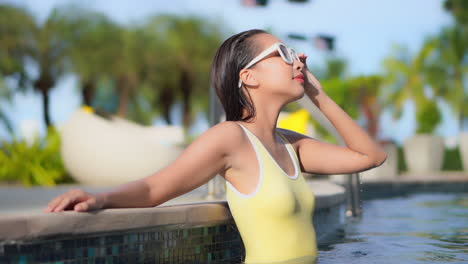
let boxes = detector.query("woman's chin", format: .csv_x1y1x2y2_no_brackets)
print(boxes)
285,89,305,103
293,86,305,100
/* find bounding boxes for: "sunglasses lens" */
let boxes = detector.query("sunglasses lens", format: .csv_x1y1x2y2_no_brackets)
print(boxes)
279,44,292,64
292,49,299,61
289,48,300,63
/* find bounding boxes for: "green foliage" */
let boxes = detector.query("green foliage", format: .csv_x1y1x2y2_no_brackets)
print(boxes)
0,4,35,132
304,59,384,145
380,33,461,135
348,75,383,99
0,4,35,83
0,3,224,132
415,99,442,134
441,146,463,170
396,145,408,173
426,25,468,131
322,78,360,119
306,77,360,145
444,0,468,25
0,127,75,186
0,76,13,134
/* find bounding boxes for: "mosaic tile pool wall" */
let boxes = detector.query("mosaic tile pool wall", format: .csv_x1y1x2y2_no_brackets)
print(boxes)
0,204,345,264
0,221,244,264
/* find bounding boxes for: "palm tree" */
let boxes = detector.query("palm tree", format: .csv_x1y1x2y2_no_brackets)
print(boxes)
0,4,36,134
58,5,121,107
382,38,442,133
307,58,361,144
0,5,66,129
444,0,468,27
144,15,223,128
104,26,149,118
55,5,154,124
426,25,468,132
30,10,69,127
0,77,14,135
347,75,384,139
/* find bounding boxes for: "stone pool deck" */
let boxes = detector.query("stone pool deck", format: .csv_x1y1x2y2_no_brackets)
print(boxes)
0,179,345,263
0,179,345,242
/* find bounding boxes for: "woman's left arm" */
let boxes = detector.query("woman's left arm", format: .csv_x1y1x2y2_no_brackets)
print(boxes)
290,54,387,175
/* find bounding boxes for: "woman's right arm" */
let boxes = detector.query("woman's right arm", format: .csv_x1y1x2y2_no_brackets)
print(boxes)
44,121,240,213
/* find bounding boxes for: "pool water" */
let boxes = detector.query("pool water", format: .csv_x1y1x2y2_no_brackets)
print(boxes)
317,193,468,264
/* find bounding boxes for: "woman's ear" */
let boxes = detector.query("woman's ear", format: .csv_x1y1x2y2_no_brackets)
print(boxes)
239,69,259,87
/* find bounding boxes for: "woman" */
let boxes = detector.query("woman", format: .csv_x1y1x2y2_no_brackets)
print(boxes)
44,29,387,263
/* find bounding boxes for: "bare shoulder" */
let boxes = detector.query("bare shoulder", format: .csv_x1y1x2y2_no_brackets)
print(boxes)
199,121,246,152
209,121,245,140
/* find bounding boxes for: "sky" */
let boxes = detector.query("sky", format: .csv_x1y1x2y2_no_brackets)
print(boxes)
0,0,461,147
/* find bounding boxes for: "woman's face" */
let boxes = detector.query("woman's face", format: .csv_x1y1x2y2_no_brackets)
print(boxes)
245,33,305,102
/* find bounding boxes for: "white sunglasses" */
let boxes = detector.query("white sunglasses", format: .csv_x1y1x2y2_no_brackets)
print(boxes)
238,42,300,88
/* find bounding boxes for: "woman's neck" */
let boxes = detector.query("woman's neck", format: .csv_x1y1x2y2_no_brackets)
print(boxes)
240,95,284,144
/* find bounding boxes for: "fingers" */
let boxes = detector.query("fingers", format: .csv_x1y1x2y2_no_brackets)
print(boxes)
53,197,73,212
44,189,89,213
298,53,308,63
74,198,98,212
74,202,88,212
44,196,62,212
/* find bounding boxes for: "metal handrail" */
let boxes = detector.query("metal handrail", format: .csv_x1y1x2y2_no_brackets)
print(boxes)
345,172,362,217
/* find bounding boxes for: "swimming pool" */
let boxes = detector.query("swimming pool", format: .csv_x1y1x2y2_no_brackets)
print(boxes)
1,181,466,263
317,193,467,264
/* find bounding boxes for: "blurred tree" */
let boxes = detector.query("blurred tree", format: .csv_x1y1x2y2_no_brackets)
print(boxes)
382,38,442,133
321,57,347,79
425,25,468,132
444,0,468,26
29,8,70,127
1,4,222,133
0,77,14,135
57,5,121,107
108,26,149,118
0,4,34,86
317,57,354,112
348,75,384,139
0,4,35,134
144,15,223,128
58,8,155,124
308,57,361,143
416,99,442,134
321,78,360,119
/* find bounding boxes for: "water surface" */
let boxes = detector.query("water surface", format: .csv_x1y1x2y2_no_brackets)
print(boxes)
317,193,468,264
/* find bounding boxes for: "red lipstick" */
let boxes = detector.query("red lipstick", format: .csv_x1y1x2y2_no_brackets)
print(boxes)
294,74,304,83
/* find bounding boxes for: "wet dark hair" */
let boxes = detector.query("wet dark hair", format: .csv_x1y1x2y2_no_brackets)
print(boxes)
210,29,268,122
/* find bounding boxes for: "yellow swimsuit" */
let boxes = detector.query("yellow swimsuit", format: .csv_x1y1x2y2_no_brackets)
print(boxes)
225,123,318,263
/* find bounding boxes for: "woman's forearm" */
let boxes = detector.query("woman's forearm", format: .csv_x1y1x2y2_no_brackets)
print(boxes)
97,179,154,209
304,80,387,165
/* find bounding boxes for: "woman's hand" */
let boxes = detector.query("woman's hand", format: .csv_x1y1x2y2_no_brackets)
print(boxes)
44,189,106,213
298,53,328,105
298,53,325,93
